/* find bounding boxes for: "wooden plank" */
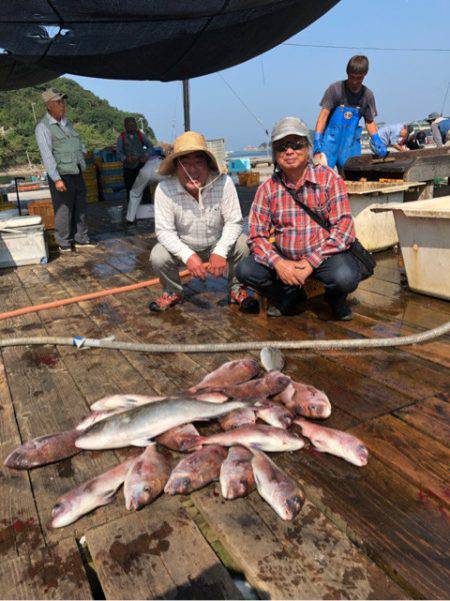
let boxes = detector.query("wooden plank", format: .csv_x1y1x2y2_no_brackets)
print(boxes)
86,495,242,600
336,308,450,369
193,484,406,600
277,449,450,599
350,416,450,506
4,361,127,545
0,357,45,560
393,396,450,444
0,537,92,600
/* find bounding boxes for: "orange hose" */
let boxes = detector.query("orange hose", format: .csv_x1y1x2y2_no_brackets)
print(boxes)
0,269,193,321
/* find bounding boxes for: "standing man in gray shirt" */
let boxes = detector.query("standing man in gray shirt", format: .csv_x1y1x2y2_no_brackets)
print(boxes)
35,88,96,252
313,55,388,170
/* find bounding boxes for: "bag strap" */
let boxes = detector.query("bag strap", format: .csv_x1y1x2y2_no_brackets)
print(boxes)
274,173,331,233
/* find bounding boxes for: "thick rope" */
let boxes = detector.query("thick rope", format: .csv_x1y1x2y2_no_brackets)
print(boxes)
0,321,448,353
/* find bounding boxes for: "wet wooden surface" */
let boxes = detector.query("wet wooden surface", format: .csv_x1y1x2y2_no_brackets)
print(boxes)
0,197,449,599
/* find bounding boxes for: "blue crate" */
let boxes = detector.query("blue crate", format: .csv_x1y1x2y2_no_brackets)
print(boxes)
227,157,251,174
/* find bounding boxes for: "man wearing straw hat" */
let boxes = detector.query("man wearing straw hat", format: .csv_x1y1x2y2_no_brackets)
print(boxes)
149,131,259,313
35,88,96,252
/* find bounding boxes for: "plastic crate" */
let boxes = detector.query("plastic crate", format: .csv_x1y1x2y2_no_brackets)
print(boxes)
246,171,260,187
27,199,55,230
238,172,249,186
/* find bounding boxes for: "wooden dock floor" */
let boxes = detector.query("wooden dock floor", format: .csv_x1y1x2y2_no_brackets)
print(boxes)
0,197,449,599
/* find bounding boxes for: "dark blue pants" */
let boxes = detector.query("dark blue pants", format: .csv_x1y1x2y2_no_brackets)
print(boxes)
236,251,361,314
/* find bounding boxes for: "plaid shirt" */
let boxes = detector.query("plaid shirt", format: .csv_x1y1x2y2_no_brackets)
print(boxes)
248,163,355,269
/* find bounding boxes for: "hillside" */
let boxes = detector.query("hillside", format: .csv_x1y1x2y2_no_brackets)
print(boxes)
0,77,156,169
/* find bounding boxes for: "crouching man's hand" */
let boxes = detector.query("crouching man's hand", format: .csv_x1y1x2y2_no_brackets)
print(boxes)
274,258,313,286
293,259,313,285
208,253,227,278
186,253,207,280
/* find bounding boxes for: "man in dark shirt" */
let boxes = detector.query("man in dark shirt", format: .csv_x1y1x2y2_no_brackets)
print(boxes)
313,55,388,170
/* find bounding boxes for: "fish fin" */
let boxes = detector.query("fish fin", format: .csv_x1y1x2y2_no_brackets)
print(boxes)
129,437,154,447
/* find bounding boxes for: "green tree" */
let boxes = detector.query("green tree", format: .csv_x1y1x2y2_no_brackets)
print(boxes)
0,77,156,170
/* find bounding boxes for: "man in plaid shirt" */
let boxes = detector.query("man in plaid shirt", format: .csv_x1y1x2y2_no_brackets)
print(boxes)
236,116,361,319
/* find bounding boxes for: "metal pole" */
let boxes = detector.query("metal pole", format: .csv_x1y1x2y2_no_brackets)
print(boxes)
182,80,190,131
441,82,450,116
14,177,25,216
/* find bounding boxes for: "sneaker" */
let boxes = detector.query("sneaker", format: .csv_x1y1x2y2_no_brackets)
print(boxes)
124,219,136,229
75,240,98,248
229,285,260,314
58,245,73,253
267,304,301,317
149,292,182,312
332,303,354,321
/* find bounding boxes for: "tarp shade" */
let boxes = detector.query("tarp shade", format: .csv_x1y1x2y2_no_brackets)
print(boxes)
0,0,339,89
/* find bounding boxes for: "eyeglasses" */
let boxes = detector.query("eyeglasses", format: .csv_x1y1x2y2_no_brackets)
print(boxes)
273,139,309,153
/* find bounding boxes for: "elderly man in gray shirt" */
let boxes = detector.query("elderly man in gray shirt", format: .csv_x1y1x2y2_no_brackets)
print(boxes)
35,88,96,252
149,131,259,313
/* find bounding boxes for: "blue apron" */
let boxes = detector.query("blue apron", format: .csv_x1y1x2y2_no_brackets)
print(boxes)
321,104,362,169
438,118,450,141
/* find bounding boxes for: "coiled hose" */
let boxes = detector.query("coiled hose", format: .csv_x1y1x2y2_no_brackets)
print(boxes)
0,320,449,353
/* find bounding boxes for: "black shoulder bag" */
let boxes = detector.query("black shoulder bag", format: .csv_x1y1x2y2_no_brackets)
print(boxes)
276,175,376,280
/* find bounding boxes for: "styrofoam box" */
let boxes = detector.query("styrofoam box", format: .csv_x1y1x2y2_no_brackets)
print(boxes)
0,215,48,267
371,197,450,300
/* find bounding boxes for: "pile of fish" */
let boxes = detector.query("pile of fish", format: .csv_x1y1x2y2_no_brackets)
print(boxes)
4,348,368,527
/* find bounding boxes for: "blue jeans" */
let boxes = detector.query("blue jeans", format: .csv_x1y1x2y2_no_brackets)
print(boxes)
236,251,361,314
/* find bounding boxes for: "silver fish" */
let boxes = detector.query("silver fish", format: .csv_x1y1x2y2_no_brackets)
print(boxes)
189,359,260,393
294,418,368,467
90,394,166,412
50,456,136,528
75,398,251,450
251,449,304,520
260,347,285,373
4,429,80,470
220,446,255,500
124,444,171,511
194,424,304,452
76,408,122,431
164,445,228,494
274,381,331,419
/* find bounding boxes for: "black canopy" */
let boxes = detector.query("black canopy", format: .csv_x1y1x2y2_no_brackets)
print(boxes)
0,1,339,90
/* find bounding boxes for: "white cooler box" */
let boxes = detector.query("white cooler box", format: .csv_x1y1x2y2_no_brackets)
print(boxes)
0,215,48,267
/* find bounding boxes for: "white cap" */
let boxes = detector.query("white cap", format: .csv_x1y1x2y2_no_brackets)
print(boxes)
271,116,312,145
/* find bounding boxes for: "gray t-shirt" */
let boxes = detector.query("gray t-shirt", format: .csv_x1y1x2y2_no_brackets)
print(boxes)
320,80,377,123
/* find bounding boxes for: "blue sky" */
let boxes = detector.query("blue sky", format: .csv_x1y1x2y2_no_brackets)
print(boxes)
71,0,450,150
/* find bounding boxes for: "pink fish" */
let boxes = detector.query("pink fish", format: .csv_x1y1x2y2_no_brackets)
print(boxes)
294,418,368,466
155,424,202,452
4,429,80,470
256,403,293,429
219,408,256,431
124,445,171,510
251,449,304,520
90,394,166,412
50,456,136,528
164,445,228,495
220,446,255,500
193,424,304,452
189,359,260,393
274,381,331,419
211,371,291,400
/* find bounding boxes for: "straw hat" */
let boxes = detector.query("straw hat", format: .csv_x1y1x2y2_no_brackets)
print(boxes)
158,131,225,176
